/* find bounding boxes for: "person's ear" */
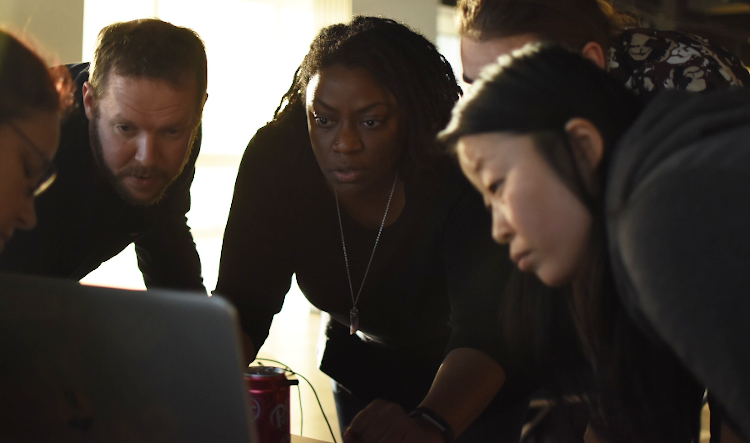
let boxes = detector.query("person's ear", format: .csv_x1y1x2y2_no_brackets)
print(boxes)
581,41,606,69
82,81,96,120
564,117,604,172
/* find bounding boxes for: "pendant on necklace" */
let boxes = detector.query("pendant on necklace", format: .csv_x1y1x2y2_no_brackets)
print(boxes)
349,307,359,335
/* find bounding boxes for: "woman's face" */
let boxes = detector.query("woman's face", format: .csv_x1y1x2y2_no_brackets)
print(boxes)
305,64,403,199
0,111,60,252
457,132,592,287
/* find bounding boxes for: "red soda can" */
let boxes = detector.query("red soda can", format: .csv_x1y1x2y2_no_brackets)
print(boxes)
245,366,296,443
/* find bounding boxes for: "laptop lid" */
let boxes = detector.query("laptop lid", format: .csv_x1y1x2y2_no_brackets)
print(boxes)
0,273,254,442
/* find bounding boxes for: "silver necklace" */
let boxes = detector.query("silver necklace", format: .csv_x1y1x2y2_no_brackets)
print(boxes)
335,175,398,335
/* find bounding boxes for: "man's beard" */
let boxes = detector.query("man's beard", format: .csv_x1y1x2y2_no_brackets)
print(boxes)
90,110,180,207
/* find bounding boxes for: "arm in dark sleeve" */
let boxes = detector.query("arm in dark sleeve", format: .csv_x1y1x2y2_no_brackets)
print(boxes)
441,178,514,368
404,174,531,435
135,126,204,293
213,127,295,352
614,166,750,439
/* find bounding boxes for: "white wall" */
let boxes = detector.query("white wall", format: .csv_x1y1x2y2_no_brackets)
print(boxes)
352,0,438,41
0,0,84,64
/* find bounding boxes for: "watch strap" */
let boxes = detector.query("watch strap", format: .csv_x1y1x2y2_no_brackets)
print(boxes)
408,407,455,443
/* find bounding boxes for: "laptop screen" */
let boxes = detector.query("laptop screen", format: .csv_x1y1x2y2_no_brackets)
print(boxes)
0,273,255,442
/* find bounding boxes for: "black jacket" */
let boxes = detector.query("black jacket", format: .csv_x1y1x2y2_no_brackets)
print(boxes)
606,89,750,439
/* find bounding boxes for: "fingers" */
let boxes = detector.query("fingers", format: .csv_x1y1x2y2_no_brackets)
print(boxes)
345,399,404,442
344,400,442,443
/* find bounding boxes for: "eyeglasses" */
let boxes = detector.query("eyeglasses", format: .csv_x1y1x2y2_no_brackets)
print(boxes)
7,121,57,197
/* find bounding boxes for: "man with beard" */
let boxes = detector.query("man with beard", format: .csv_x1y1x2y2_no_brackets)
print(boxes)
0,18,207,292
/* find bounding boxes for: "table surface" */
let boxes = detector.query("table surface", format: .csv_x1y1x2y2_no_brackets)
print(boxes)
291,435,330,443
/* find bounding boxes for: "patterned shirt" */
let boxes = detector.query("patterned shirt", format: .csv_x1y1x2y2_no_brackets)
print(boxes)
608,27,750,99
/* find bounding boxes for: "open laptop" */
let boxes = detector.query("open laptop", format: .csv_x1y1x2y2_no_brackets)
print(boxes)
0,272,256,442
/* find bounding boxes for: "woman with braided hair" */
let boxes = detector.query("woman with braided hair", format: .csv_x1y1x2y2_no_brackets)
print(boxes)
215,16,529,442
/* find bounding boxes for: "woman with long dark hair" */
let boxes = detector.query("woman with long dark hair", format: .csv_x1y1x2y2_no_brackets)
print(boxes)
215,16,529,442
440,43,750,442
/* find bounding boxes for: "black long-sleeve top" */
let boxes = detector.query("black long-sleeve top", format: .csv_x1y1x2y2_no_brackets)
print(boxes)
606,89,750,439
215,110,515,408
0,63,204,292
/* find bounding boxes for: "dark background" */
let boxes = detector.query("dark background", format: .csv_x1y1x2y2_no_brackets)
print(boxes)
441,0,750,64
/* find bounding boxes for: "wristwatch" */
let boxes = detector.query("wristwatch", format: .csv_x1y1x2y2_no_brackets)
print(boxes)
408,407,455,443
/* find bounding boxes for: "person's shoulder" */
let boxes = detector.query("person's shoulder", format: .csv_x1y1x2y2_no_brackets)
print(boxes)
607,89,750,209
238,109,315,187
609,27,750,95
57,63,89,138
66,62,89,76
633,88,750,139
245,109,309,157
613,27,710,50
65,63,90,87
249,119,302,149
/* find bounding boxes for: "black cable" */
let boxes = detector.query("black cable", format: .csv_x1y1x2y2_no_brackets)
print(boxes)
254,358,339,443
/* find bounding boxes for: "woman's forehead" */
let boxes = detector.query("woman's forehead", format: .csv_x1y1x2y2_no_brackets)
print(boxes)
306,65,396,109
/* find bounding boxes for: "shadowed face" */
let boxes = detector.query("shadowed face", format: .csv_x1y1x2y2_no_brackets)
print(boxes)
0,111,60,252
305,64,404,199
83,72,200,206
457,131,592,286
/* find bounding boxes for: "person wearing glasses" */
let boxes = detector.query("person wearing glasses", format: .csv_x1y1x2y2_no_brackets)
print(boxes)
0,19,208,292
0,28,72,253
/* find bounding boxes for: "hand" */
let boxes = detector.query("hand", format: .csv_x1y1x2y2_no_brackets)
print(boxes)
343,399,445,443
584,423,605,443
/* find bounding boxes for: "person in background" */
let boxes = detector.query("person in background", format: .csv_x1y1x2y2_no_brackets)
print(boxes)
440,42,749,443
0,19,207,292
0,28,72,253
456,0,749,97
215,16,531,443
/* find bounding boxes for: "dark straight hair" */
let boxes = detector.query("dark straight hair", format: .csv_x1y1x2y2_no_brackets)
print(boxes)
440,43,702,442
440,42,641,202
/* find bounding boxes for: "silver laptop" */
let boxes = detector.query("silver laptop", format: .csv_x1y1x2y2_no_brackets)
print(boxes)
0,273,255,442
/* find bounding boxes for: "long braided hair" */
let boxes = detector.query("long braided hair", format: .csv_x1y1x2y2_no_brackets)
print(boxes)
273,16,462,178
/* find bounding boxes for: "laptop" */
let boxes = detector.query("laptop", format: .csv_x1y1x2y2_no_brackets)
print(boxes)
0,272,255,442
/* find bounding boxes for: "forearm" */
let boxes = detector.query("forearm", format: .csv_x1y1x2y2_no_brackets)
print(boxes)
136,222,205,292
418,347,506,436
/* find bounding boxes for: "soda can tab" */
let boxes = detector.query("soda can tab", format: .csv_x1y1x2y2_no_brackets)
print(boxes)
244,366,298,443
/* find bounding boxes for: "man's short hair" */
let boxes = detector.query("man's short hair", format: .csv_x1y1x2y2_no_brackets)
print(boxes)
89,18,207,117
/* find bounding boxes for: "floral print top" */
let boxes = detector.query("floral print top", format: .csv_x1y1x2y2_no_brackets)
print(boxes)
608,27,750,99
